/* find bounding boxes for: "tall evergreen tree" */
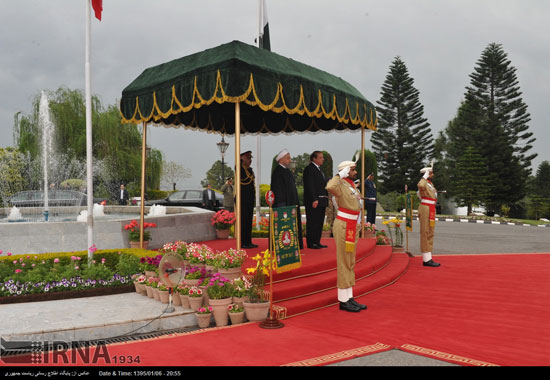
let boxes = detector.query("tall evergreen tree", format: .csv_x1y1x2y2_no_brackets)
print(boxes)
371,57,433,193
441,43,536,213
451,146,490,215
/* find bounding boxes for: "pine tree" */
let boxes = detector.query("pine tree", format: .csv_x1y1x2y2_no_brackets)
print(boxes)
442,43,536,213
451,146,490,215
371,57,433,193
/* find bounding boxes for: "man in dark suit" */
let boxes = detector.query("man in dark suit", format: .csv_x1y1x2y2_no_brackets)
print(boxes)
118,183,129,205
202,184,216,210
364,172,377,225
303,151,329,249
270,149,304,250
240,151,257,249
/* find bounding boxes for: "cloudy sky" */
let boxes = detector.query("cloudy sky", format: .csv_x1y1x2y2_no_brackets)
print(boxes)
1,0,548,189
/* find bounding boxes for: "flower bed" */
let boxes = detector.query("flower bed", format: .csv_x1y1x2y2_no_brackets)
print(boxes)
0,248,152,303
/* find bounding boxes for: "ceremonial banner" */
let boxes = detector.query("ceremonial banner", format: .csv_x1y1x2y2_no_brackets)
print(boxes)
271,205,302,274
406,193,413,231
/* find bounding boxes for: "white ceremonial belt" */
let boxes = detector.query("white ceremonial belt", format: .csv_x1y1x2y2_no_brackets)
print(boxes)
336,210,359,221
366,197,376,200
421,198,436,205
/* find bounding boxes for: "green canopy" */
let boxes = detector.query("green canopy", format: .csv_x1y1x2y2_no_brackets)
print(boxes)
120,40,376,133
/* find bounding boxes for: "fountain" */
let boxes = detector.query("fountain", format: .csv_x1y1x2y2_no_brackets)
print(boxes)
0,93,217,255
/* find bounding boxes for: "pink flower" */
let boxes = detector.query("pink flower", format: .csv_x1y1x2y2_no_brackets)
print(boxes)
54,258,60,263
15,269,22,274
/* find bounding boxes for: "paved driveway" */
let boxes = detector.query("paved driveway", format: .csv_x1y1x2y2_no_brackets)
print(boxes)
380,219,550,255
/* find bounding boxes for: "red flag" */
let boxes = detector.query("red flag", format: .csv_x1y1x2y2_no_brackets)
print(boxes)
91,0,103,21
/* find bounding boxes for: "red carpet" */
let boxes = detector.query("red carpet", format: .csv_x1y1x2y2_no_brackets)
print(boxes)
7,244,550,366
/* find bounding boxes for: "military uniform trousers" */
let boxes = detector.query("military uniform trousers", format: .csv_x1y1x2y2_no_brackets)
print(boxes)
332,218,361,289
418,203,435,253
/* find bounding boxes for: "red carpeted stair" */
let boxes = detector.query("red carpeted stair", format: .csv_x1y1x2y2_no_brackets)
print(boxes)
270,239,409,318
202,237,410,319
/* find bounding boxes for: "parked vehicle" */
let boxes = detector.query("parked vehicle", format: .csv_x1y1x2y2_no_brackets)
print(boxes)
145,189,223,210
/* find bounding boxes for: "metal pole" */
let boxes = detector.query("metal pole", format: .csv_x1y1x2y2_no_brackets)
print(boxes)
361,124,365,237
234,103,241,249
139,122,147,248
85,0,94,261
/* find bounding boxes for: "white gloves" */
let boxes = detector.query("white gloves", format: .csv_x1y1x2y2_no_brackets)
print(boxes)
423,170,430,179
339,166,351,179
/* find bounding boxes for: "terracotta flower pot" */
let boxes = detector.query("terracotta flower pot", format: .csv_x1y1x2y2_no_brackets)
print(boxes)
130,241,149,249
179,294,190,309
145,285,153,298
216,229,230,239
209,298,232,327
158,290,169,304
134,282,146,295
229,311,245,325
172,291,182,306
232,296,249,309
195,313,212,329
188,296,204,311
184,279,200,286
217,267,242,281
243,301,269,322
152,288,160,301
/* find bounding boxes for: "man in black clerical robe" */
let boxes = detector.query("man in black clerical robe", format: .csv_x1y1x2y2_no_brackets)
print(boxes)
270,148,304,250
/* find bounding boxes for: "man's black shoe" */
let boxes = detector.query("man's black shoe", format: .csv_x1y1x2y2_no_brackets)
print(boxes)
309,244,322,249
349,298,367,310
339,300,361,312
318,244,328,248
423,259,441,267
242,244,255,249
250,243,258,248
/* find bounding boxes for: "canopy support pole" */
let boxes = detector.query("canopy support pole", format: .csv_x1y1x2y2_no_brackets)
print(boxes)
235,102,241,249
361,124,365,237
139,122,147,248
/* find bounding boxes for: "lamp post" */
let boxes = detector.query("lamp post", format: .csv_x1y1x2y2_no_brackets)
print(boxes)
216,136,230,185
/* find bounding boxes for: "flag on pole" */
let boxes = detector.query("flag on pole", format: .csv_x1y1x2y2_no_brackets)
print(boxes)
91,0,103,21
259,0,270,51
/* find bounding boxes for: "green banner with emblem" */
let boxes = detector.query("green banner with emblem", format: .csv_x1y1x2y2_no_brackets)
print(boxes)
271,205,302,274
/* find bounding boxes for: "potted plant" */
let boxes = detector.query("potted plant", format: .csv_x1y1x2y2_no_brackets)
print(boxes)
133,274,147,295
157,282,169,304
188,286,204,311
211,210,236,239
176,284,190,309
227,303,245,325
364,222,377,237
231,276,251,307
206,272,234,326
382,217,404,251
184,266,206,286
124,219,157,249
145,276,159,298
375,230,391,246
139,255,162,277
195,306,213,328
215,249,247,280
243,249,272,322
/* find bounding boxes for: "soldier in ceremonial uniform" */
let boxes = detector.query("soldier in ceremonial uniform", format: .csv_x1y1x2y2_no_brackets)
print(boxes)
326,161,367,313
417,165,441,267
240,151,257,249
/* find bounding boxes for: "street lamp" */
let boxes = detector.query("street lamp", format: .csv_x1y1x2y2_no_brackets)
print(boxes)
216,136,230,184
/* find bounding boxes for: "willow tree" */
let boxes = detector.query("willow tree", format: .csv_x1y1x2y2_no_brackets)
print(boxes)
13,87,163,197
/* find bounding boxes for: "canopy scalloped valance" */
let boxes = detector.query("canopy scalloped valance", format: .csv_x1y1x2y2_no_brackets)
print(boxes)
120,40,377,134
